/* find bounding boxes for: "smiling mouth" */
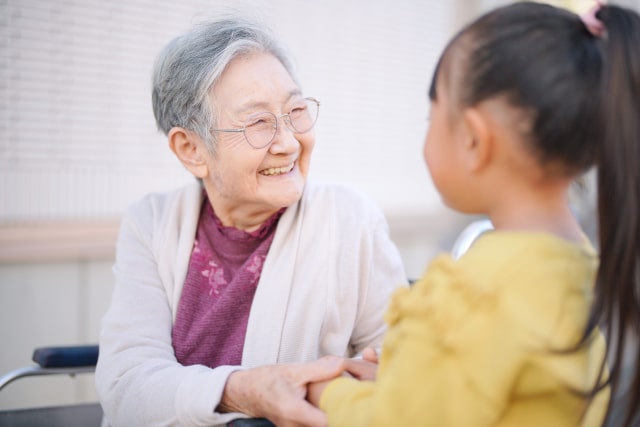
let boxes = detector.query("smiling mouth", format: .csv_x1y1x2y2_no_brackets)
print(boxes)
259,162,295,176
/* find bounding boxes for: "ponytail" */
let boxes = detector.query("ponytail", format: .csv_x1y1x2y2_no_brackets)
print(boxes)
590,5,640,426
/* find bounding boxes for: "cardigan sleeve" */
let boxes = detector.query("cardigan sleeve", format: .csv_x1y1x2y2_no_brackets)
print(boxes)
95,195,245,427
348,210,409,354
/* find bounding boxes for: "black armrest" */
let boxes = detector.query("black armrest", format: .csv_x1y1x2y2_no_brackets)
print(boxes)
32,345,99,368
227,418,275,427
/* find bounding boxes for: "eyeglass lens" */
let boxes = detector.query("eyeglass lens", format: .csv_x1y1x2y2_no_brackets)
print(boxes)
244,98,319,148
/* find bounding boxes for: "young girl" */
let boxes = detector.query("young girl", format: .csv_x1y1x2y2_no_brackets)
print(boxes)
308,2,639,426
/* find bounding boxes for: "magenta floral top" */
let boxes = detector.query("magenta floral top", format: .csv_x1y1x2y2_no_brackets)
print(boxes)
172,196,283,368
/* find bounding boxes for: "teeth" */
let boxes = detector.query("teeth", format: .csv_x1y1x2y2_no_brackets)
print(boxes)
260,163,294,176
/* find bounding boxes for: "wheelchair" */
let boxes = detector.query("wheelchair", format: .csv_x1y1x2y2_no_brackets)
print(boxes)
0,346,101,426
0,346,277,427
0,219,494,427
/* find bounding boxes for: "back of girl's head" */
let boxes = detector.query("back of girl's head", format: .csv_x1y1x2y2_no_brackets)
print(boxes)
430,2,604,176
431,2,640,424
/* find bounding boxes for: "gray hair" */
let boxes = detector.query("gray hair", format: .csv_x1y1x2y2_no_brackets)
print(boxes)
152,16,297,152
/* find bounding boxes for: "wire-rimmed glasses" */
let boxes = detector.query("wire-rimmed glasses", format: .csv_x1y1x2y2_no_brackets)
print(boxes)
211,97,320,149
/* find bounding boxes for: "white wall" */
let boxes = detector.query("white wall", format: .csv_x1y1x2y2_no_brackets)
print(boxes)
0,0,461,222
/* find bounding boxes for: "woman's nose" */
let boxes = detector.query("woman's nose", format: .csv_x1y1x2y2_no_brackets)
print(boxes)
269,117,299,153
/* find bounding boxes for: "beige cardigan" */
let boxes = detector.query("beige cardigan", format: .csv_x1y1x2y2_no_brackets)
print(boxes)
96,180,407,426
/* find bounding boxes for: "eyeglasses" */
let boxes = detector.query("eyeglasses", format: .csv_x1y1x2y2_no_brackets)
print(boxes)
211,97,320,149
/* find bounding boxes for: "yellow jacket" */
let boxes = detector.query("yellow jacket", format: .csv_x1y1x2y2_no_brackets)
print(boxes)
321,232,609,426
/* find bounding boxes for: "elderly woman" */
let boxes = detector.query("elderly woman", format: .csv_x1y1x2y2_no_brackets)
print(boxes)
95,15,407,427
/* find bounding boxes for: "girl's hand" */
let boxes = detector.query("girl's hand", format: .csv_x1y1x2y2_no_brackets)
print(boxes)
361,347,379,364
307,378,332,408
344,358,378,381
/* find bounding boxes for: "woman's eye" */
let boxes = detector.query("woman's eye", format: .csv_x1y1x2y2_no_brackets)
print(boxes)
246,115,273,128
289,105,307,116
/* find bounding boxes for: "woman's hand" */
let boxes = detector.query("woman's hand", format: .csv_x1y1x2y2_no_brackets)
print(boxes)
219,356,345,427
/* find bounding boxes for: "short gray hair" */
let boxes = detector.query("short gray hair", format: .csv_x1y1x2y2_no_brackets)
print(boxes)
152,16,297,152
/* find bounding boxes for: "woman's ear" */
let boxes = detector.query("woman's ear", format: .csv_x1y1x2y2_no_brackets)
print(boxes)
461,107,493,173
168,127,209,178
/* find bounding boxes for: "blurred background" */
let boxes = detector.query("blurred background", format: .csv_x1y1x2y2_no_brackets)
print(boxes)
0,0,636,411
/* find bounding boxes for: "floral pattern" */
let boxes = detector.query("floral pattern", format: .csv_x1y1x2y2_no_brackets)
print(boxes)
202,259,228,296
191,239,268,296
246,254,266,279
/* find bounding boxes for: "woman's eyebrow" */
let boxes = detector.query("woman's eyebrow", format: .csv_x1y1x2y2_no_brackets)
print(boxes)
234,101,271,114
234,89,304,114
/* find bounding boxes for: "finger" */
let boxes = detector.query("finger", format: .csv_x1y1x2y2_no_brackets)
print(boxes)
344,359,377,381
361,347,379,363
295,356,345,383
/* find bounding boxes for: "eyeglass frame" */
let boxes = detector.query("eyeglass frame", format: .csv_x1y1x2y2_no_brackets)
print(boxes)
210,97,320,149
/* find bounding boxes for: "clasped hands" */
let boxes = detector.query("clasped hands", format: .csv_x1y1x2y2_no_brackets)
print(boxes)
306,346,379,407
219,347,379,427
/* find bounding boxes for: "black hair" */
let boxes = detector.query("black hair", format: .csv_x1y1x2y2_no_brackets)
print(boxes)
430,2,604,175
430,2,640,425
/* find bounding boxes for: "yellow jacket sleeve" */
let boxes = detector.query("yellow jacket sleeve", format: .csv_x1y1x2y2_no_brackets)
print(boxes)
320,235,608,427
320,255,514,426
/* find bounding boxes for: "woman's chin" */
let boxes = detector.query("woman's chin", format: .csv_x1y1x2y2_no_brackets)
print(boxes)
264,180,305,208
258,169,306,204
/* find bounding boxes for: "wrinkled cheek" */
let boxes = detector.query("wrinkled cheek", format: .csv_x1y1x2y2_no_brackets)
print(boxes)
304,133,316,154
299,156,311,179
299,137,315,176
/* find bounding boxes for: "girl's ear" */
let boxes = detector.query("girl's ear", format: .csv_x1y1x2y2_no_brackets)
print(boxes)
461,107,493,173
168,127,209,179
